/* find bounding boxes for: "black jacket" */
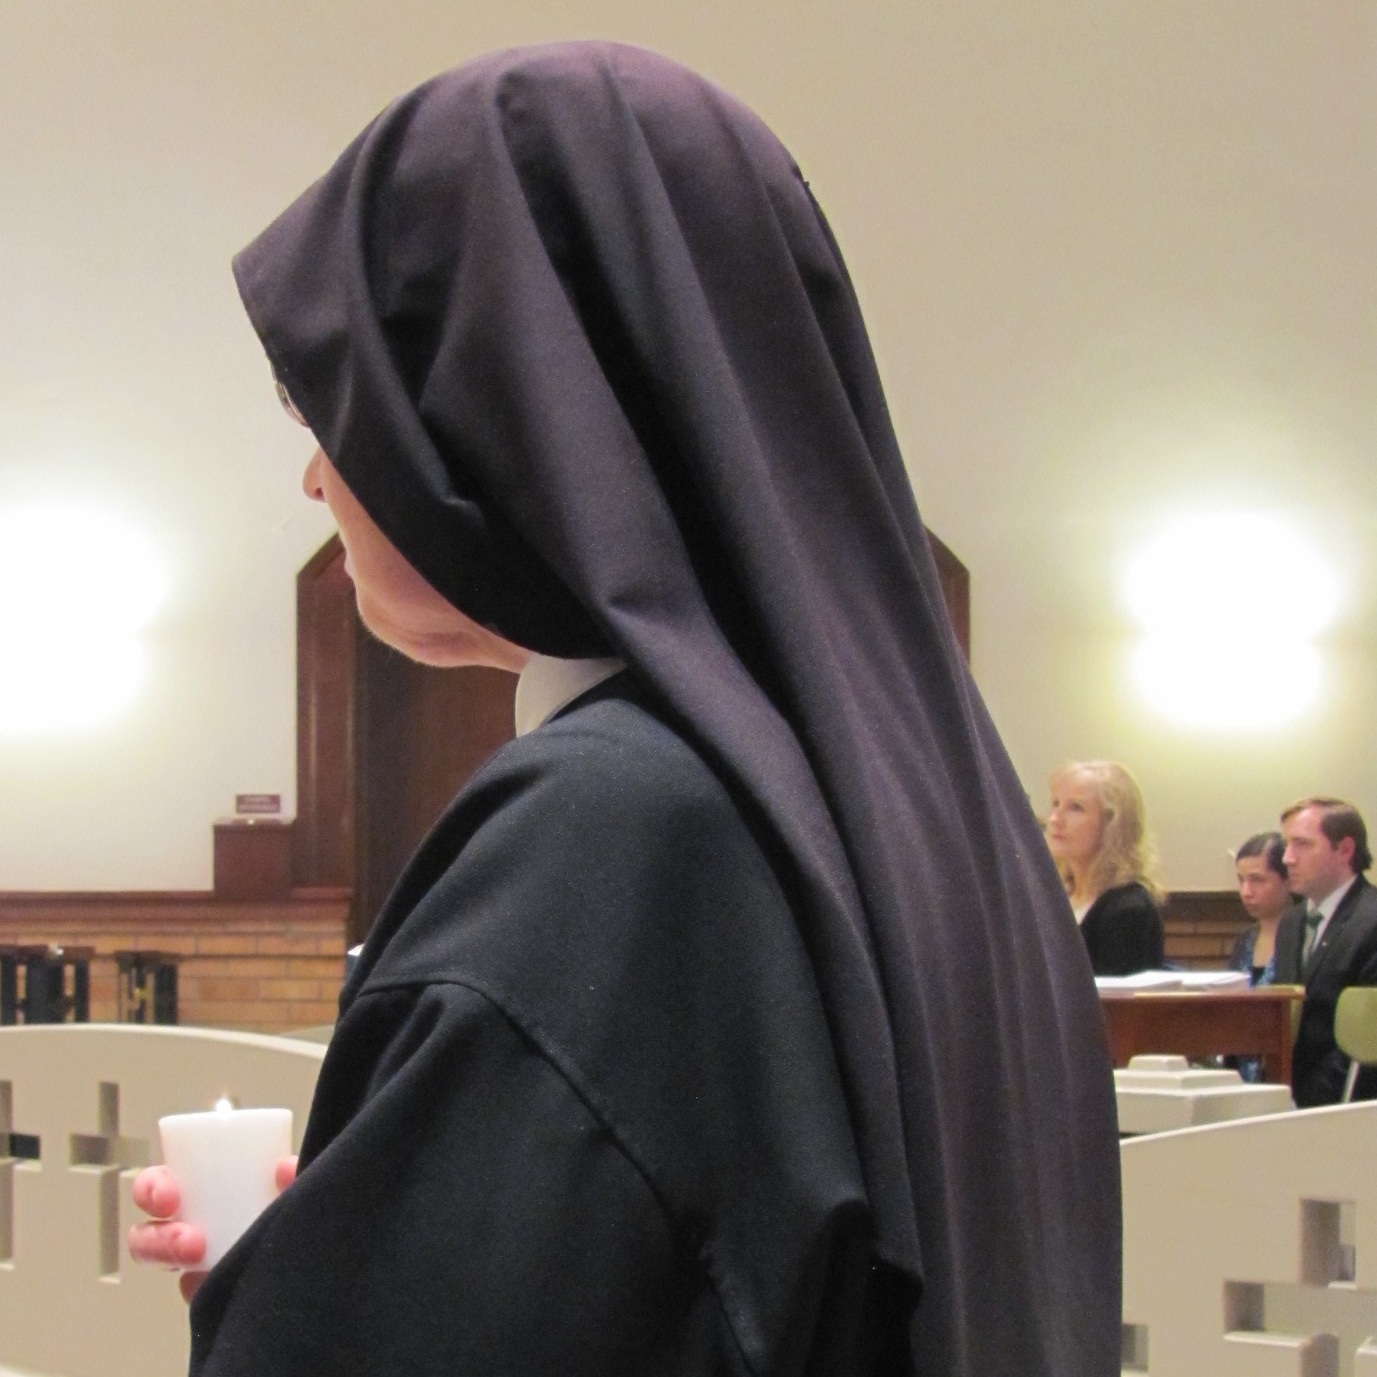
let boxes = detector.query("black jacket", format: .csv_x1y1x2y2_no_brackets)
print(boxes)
1268,900,1309,985
1080,882,1165,977
1275,876,1377,1107
192,684,878,1374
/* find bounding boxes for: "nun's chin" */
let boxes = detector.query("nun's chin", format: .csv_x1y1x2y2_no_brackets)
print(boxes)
353,590,529,672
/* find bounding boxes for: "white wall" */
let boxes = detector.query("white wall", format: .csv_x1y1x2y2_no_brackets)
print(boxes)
0,1,1371,891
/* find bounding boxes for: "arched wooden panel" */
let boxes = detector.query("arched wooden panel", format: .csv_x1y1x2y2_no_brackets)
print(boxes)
926,529,970,663
294,537,516,942
294,538,357,890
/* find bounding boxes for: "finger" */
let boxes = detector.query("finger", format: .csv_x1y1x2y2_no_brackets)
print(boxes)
180,1271,207,1304
131,1165,181,1220
275,1155,299,1193
127,1221,207,1269
127,1220,191,1267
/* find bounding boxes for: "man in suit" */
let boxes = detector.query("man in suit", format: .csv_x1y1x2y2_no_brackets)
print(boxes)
1276,798,1377,1107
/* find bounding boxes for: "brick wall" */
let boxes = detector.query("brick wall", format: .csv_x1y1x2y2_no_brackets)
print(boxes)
0,890,349,1034
1161,890,1250,970
1,886,1251,1031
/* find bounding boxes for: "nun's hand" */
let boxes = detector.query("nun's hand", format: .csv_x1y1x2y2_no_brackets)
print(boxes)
127,1157,298,1303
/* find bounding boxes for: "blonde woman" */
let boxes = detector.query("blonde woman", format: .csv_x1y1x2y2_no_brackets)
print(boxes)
1046,761,1165,975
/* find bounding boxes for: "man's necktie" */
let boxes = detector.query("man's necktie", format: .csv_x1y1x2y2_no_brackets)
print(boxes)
1302,906,1322,972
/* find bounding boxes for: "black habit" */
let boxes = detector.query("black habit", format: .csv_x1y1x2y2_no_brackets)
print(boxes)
217,42,1121,1375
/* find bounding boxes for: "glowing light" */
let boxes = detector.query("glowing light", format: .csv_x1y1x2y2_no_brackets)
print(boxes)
0,504,166,737
1126,513,1338,636
1134,634,1322,730
1126,512,1336,730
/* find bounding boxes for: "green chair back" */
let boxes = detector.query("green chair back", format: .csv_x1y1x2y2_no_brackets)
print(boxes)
1335,987,1377,1066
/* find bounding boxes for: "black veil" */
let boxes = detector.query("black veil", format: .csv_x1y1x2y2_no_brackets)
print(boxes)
234,42,1119,1372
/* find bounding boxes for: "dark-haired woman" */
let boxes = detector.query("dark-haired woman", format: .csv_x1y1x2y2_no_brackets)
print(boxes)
1227,831,1296,1081
1230,831,1294,987
129,44,1119,1375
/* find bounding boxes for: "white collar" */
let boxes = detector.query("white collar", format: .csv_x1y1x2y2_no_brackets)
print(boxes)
1312,874,1359,925
513,654,626,736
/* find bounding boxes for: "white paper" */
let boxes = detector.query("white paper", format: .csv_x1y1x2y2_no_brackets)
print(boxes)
1095,971,1183,991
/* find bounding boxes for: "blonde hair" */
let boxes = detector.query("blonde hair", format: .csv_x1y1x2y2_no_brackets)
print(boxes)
1050,760,1162,900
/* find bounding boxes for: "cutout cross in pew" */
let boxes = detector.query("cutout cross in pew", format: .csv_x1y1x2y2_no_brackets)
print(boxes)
0,1079,41,1264
68,1081,150,1277
1223,1198,1376,1377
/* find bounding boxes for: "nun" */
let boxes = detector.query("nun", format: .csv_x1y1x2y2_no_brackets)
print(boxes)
130,42,1120,1375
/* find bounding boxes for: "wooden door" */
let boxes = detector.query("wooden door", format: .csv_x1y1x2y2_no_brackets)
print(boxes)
353,638,515,936
294,538,516,943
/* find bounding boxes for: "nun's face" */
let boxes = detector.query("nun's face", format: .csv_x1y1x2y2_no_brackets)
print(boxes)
303,448,531,672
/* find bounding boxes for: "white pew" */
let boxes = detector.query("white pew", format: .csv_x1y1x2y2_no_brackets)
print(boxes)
0,1025,324,1377
1122,1101,1377,1376
6,1023,1377,1377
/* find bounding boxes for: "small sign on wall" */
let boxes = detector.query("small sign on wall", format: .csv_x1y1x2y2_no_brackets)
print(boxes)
235,793,282,816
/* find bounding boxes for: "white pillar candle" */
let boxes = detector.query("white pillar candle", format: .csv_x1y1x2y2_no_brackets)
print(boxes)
158,1105,293,1270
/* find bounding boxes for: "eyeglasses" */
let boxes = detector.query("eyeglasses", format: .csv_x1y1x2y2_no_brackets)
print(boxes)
271,365,309,427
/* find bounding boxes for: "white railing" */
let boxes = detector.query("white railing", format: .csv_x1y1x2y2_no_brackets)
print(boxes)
1123,1100,1377,1376
0,1025,324,1377
5,1024,1377,1377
